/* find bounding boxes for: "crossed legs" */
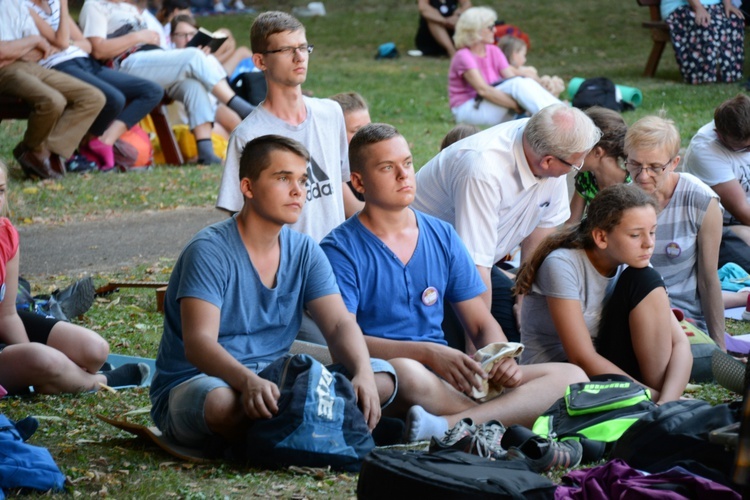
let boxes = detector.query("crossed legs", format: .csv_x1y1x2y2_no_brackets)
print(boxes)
388,357,587,441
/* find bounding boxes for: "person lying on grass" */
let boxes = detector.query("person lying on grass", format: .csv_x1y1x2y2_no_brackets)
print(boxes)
150,135,396,450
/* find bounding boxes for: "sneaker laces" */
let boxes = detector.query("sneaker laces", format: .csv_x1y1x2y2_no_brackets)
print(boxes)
441,418,475,446
473,420,506,459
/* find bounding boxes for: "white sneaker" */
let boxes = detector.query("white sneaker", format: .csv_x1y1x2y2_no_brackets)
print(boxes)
213,1,226,13
233,0,245,10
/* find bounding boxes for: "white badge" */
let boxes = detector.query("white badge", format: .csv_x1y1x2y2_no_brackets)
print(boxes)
665,242,681,259
422,286,438,306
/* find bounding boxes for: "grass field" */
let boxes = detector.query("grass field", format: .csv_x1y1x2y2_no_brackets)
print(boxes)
1,0,749,497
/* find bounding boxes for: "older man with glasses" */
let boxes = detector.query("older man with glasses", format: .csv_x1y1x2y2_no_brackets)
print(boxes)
684,94,750,278
411,104,600,347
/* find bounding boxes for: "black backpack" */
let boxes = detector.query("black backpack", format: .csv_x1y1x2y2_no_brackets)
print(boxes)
357,449,556,499
610,399,741,489
572,77,624,112
229,71,267,106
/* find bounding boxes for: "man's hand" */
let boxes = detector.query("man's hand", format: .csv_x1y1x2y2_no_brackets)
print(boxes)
350,374,381,431
19,36,52,62
487,357,523,389
240,375,280,420
427,344,486,395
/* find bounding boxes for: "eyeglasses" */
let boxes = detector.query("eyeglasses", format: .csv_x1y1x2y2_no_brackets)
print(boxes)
172,31,197,39
261,44,314,56
625,157,673,176
555,155,584,173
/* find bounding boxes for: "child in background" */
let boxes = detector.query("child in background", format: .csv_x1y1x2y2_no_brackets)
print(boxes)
440,123,480,150
497,36,565,99
330,91,372,202
329,92,372,143
566,107,630,226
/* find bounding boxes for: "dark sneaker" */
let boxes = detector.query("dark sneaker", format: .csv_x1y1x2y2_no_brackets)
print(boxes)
473,420,507,460
429,418,476,454
65,154,97,174
54,277,96,319
503,424,582,472
98,362,115,373
103,362,151,388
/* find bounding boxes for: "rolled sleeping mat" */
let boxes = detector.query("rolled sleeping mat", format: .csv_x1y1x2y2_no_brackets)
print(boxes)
567,77,643,108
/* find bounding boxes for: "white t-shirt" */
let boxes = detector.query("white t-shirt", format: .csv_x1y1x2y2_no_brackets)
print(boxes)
0,0,39,41
79,0,147,45
141,8,168,49
411,119,570,267
684,121,750,225
217,96,349,242
520,248,621,364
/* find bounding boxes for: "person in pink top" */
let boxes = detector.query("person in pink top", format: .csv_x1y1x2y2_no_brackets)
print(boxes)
448,6,559,126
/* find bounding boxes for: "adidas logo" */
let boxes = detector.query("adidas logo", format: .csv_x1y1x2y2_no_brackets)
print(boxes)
306,158,334,201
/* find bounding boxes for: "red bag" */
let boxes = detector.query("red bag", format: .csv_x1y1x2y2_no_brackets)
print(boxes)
493,24,531,50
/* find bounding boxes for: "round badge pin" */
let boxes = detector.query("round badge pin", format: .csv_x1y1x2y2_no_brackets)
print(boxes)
422,286,438,306
439,4,449,14
665,242,681,259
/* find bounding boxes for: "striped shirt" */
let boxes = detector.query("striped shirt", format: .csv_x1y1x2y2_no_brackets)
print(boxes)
650,173,718,328
26,0,88,68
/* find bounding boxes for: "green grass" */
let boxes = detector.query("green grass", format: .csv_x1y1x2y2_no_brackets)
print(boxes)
1,0,749,497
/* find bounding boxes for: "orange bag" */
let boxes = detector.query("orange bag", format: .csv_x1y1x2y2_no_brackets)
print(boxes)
114,125,153,169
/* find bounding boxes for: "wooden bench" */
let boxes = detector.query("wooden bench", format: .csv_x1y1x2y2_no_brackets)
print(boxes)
637,0,671,78
0,94,184,166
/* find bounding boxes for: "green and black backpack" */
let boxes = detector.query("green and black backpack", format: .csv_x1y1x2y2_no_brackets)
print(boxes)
532,376,657,463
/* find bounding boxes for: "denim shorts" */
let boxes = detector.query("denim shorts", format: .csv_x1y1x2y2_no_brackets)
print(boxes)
161,358,397,447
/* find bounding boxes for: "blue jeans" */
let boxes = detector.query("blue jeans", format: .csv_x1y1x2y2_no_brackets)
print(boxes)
53,57,163,136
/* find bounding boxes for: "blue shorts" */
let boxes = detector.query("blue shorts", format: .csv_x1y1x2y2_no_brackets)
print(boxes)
161,358,397,447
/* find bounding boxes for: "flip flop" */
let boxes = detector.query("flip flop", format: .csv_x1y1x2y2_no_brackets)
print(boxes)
97,409,211,463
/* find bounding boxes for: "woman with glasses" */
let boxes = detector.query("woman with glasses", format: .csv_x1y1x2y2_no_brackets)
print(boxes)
169,14,252,78
516,183,691,405
77,0,256,165
167,14,246,145
567,107,631,226
626,115,726,351
448,6,559,126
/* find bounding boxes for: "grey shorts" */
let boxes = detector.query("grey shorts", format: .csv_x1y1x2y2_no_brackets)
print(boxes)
161,358,397,447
